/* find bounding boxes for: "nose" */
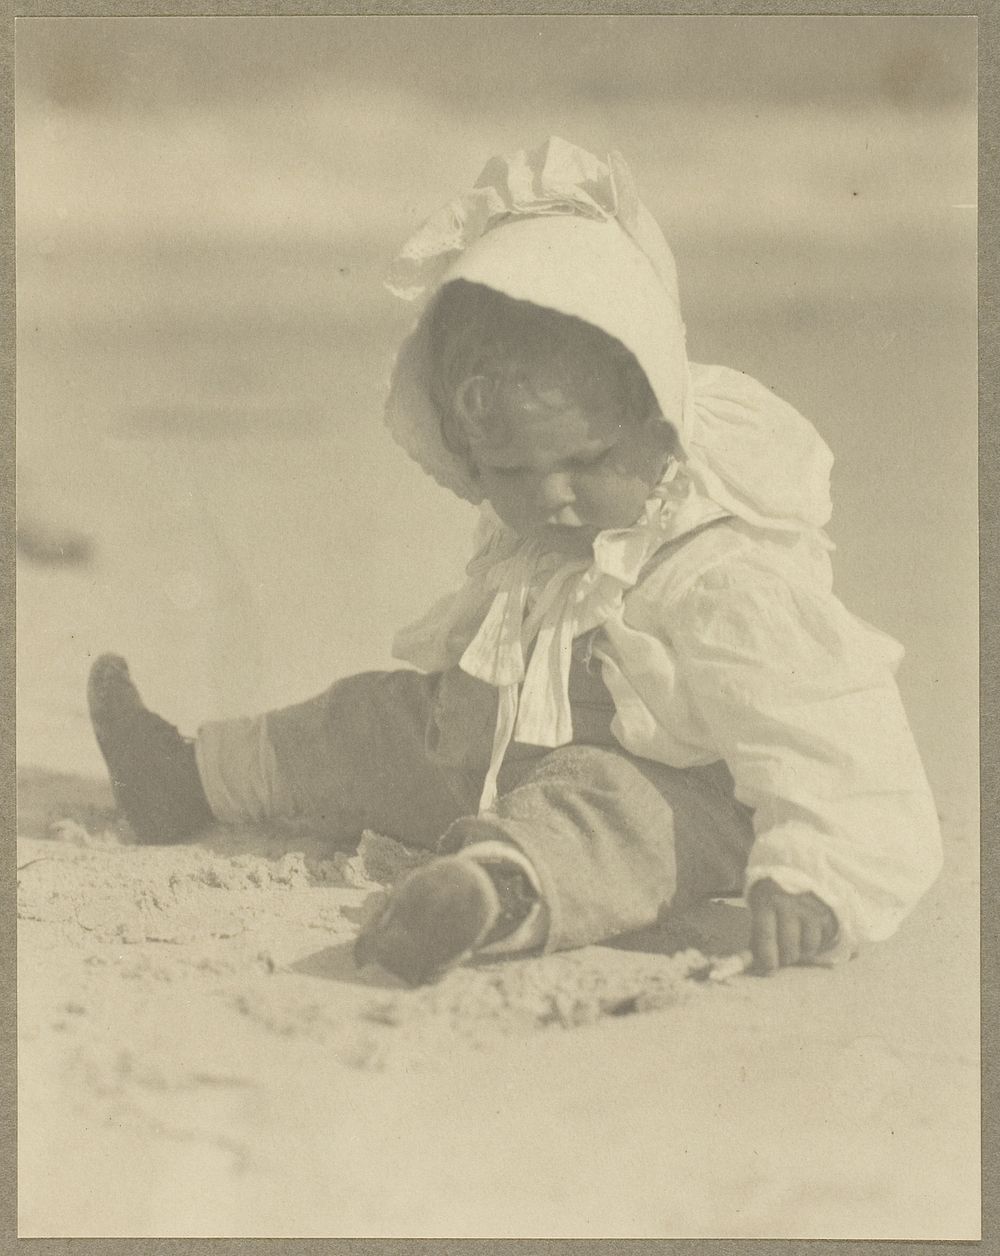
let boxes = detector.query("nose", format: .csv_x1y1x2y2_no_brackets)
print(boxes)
537,470,575,513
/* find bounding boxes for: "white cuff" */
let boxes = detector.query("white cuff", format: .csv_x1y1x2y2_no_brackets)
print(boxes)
455,840,549,954
194,715,295,825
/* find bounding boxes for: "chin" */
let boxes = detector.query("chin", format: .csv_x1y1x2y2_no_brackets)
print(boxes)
532,523,601,552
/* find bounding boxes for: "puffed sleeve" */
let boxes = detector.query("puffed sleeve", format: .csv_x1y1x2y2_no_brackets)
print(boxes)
665,558,942,959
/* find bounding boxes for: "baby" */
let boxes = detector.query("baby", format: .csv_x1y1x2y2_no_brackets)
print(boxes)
89,137,942,985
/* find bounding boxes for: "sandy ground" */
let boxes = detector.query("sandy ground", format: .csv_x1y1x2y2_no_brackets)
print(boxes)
15,19,980,1238
15,456,981,1238
15,730,979,1238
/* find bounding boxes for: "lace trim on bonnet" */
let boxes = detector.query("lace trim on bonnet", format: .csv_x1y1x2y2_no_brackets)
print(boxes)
382,137,835,811
386,139,679,298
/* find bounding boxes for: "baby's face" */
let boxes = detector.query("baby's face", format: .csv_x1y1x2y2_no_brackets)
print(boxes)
467,381,674,541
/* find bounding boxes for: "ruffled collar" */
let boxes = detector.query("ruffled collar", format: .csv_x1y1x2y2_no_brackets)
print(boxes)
454,460,726,810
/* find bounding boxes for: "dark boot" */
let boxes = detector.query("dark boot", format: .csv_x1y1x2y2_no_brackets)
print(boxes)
353,852,539,985
87,654,215,843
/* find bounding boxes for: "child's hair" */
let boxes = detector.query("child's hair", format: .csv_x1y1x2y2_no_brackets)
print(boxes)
428,279,665,463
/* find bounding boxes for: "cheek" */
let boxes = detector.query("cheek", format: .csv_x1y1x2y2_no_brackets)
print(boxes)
599,430,672,498
588,446,659,498
620,425,670,480
576,449,666,524
569,470,641,525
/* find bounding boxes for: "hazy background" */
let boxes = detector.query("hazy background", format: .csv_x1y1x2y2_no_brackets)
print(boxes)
15,16,977,806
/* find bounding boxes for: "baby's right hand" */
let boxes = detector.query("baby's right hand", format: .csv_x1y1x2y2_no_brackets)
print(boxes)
747,878,837,974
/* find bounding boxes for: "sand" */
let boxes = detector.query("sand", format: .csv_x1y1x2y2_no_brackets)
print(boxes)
16,694,980,1237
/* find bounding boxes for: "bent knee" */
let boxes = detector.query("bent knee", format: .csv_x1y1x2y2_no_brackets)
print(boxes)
527,742,690,789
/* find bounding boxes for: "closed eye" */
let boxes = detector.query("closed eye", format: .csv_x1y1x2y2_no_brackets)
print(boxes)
569,447,614,470
479,444,615,477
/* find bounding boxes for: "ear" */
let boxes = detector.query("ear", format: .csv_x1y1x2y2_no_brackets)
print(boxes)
454,375,494,430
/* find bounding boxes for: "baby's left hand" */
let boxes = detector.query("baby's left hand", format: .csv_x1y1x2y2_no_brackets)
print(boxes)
747,878,837,974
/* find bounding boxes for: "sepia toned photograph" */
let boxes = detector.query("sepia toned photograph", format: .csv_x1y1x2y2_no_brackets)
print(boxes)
15,13,979,1238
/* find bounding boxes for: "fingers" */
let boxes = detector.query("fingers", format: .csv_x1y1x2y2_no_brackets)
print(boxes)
750,881,838,974
776,902,802,967
799,914,827,962
750,901,780,974
752,900,802,973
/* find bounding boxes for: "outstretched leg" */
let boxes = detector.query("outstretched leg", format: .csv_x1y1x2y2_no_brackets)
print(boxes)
89,660,492,850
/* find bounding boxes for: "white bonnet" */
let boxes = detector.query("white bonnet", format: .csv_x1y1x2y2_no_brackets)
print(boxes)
384,137,833,534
